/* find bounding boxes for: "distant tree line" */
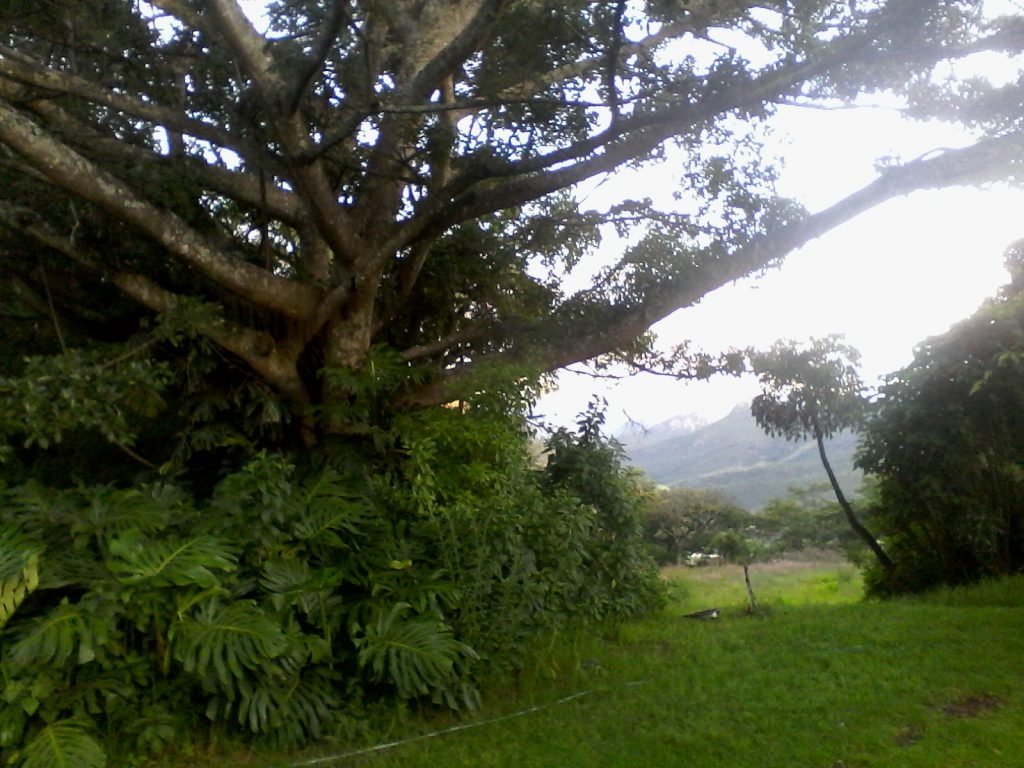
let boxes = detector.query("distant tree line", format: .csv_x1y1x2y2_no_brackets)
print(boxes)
640,483,860,567
733,250,1024,594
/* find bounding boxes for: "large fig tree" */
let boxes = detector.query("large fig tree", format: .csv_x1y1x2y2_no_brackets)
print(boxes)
1,1,1022,461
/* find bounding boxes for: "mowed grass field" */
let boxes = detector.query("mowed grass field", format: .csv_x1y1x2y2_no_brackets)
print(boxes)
196,558,1024,768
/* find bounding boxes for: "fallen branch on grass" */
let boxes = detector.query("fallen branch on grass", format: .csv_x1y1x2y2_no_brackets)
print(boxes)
684,608,720,619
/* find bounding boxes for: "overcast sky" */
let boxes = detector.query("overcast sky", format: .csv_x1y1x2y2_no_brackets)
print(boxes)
536,68,1024,432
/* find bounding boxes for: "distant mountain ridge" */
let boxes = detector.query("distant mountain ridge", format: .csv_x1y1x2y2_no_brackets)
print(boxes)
615,412,708,450
619,404,861,510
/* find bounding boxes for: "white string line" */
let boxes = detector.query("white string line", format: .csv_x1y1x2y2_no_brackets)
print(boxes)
290,680,649,766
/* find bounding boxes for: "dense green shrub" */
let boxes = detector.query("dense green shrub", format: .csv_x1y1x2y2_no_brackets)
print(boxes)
0,404,663,765
541,405,666,619
857,260,1024,594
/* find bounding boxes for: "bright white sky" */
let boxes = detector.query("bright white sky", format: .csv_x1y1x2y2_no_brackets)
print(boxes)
537,10,1024,431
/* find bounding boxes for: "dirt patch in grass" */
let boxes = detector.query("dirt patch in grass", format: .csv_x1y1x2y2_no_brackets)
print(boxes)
891,693,1005,749
894,724,925,747
941,693,1004,718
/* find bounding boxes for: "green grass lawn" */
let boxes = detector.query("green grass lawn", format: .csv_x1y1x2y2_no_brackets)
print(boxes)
179,559,1024,768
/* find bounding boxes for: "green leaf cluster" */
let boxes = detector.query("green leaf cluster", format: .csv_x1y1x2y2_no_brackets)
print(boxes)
749,336,867,442
0,348,169,452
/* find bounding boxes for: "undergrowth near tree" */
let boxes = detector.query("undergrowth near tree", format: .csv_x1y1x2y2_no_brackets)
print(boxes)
294,565,1024,768
0,403,662,766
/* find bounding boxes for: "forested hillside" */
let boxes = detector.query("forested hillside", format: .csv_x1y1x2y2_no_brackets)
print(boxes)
623,405,860,509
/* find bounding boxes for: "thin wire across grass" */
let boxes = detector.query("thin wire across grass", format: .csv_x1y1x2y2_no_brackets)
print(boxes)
170,561,1024,768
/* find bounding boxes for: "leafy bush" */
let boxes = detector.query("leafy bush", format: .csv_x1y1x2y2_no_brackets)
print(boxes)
858,263,1024,594
540,403,665,619
0,404,663,764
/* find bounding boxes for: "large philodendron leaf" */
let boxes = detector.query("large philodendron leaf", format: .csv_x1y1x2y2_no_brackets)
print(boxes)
259,558,313,611
106,531,236,588
0,525,41,630
216,669,340,745
7,599,111,669
169,599,288,691
293,469,376,549
68,484,185,543
258,558,347,627
353,602,475,700
19,719,106,768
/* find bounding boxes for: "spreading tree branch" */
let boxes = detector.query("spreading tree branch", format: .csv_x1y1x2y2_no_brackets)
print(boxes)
399,0,505,102
158,0,366,268
205,0,291,109
6,210,312,409
398,132,1024,407
284,0,351,114
0,98,321,319
392,23,1022,255
0,82,305,225
0,47,252,159
390,52,837,253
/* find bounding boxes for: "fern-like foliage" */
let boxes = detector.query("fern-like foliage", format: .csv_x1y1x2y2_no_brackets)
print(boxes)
106,532,236,588
19,719,106,768
295,469,376,549
208,451,296,531
258,558,346,631
0,702,29,751
0,401,666,760
121,703,182,756
1,483,64,535
353,602,474,700
184,609,340,744
170,599,288,691
258,558,313,611
63,659,148,718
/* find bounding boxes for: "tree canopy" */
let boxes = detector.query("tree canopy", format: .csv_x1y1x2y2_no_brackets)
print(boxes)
1,1,1023,457
749,336,892,569
642,485,749,565
857,244,1024,592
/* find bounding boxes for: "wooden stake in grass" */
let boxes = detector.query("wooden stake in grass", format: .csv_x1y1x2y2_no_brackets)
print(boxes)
711,529,762,614
743,563,758,614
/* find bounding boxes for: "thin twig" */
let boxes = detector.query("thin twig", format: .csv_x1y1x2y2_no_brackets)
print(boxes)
37,260,67,355
114,440,157,469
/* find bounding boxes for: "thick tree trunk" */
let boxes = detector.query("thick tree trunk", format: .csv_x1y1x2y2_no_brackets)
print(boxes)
317,287,379,435
814,427,894,571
